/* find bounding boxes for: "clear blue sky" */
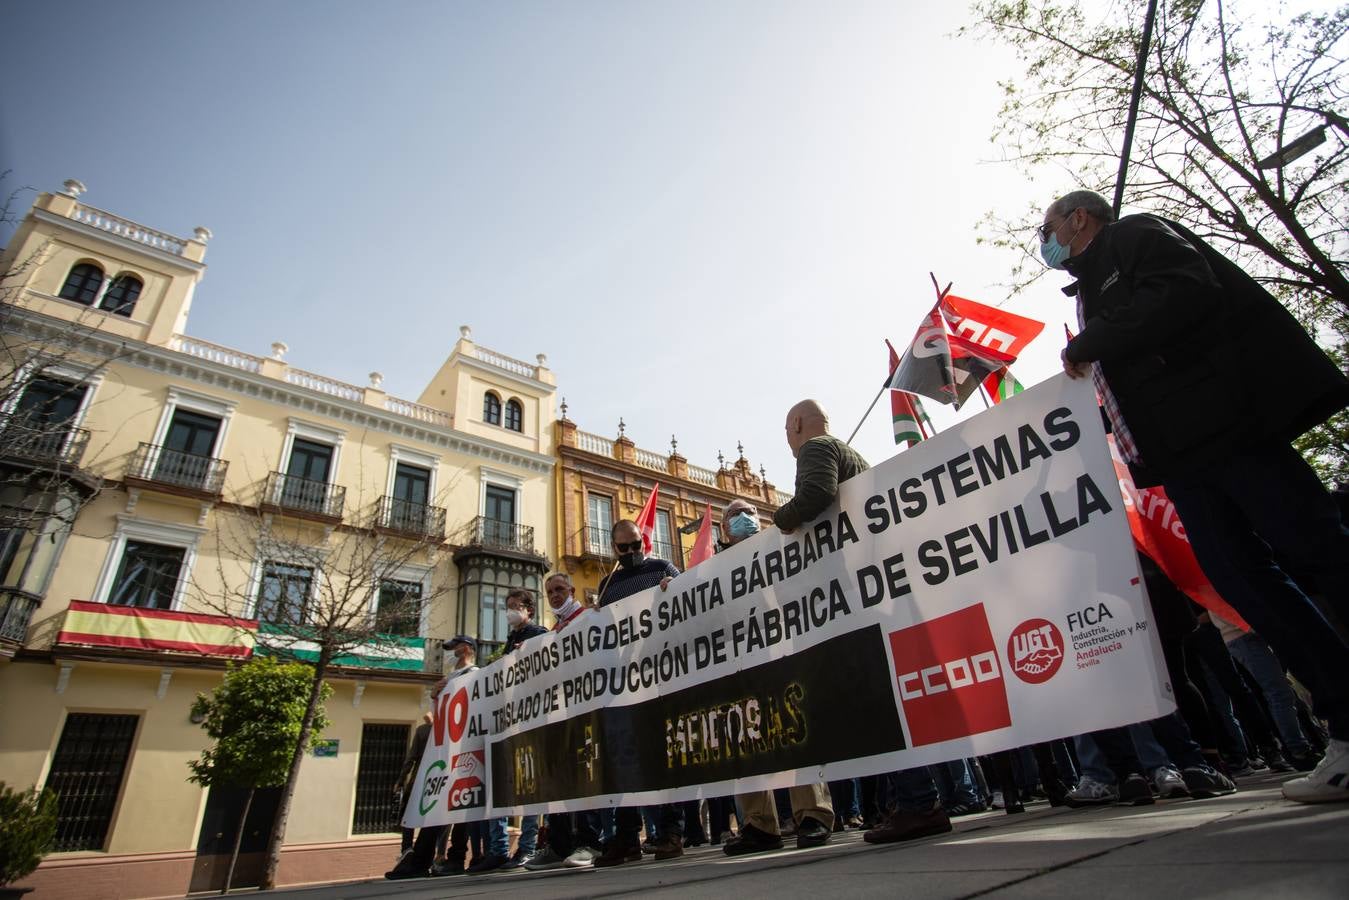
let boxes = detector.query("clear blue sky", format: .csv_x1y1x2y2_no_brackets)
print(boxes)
1,0,1077,492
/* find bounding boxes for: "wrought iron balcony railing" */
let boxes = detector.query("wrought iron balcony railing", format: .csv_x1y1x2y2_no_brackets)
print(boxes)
376,495,446,540
0,415,91,468
454,516,536,555
263,471,346,520
584,525,613,558
0,590,40,644
126,442,229,495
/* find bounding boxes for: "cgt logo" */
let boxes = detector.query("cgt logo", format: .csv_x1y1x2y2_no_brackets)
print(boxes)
418,750,487,816
1007,618,1064,685
888,604,1012,746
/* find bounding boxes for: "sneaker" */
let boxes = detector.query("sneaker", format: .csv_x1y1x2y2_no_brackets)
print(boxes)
563,846,599,868
796,816,831,849
593,842,643,868
640,839,658,855
393,847,413,866
778,818,797,837
718,830,735,844
1289,749,1324,772
845,815,865,829
1226,757,1266,778
500,850,530,870
523,847,566,871
862,804,952,844
946,801,987,817
723,823,784,856
465,854,507,874
1116,773,1156,806
1063,777,1119,808
384,856,428,880
1282,739,1349,804
652,834,683,860
1261,749,1295,773
430,859,464,877
1182,765,1237,799
1151,766,1191,799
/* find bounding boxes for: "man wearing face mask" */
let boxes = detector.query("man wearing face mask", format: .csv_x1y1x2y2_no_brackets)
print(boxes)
714,499,836,854
1043,188,1349,804
592,519,685,866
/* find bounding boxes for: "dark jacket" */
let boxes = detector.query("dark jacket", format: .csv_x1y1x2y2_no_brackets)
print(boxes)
398,720,431,794
773,435,870,530
1062,213,1348,485
503,621,548,654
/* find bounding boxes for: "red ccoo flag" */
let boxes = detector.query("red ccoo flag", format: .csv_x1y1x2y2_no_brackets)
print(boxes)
940,294,1045,358
687,504,715,568
633,484,660,554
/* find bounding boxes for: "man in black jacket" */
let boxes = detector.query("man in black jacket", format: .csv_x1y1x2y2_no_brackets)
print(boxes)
1043,188,1349,803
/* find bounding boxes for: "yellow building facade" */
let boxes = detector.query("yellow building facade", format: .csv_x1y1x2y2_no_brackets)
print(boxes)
0,183,558,898
553,412,791,601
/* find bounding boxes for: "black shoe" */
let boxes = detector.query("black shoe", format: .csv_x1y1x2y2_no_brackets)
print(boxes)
430,859,465,877
1289,750,1324,772
385,857,429,880
466,854,507,874
500,850,530,870
593,842,643,868
796,817,832,849
1117,773,1157,806
946,802,986,817
863,805,953,844
723,823,785,856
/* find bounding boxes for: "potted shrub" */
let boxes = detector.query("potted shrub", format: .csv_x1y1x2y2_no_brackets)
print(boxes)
0,782,57,899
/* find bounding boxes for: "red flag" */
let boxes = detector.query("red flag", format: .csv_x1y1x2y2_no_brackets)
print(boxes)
940,294,1045,357
885,305,956,405
687,504,715,568
633,484,660,554
948,333,1016,410
1109,438,1249,630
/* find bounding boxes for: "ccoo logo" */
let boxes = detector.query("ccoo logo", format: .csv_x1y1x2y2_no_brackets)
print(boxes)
887,604,1012,746
1007,618,1065,685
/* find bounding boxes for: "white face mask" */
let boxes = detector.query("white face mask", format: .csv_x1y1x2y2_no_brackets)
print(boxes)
506,608,525,627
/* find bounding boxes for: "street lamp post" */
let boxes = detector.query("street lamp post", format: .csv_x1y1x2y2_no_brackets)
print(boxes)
1257,110,1349,169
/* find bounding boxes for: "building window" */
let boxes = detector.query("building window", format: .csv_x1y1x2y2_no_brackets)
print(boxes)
586,494,613,555
483,392,501,426
352,723,411,835
390,462,431,531
57,263,103,306
504,399,523,432
257,562,314,625
100,274,143,317
154,408,223,489
282,438,334,511
107,540,185,609
654,509,680,567
44,713,139,852
376,578,422,637
455,558,542,659
10,377,88,453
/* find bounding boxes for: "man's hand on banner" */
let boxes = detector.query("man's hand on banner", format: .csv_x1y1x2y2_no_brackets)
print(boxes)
1061,348,1088,380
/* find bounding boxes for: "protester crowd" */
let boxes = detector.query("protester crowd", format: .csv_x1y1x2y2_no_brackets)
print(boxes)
386,188,1349,881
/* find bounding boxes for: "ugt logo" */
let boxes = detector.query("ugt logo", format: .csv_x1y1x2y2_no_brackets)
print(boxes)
887,603,1012,746
1007,618,1064,685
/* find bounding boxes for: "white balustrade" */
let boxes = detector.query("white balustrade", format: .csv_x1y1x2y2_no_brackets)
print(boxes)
285,368,364,401
475,347,537,378
633,447,669,472
576,430,614,457
70,203,188,255
171,335,264,373
774,489,794,506
385,397,452,427
687,464,718,486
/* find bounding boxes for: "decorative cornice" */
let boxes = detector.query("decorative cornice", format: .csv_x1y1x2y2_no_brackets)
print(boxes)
453,352,555,396
30,208,206,273
8,307,557,475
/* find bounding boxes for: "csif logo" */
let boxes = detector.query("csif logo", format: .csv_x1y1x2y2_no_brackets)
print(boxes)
887,603,1012,746
419,759,448,816
1007,618,1064,685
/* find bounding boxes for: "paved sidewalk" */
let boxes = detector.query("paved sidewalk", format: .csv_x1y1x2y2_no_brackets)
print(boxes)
263,773,1348,899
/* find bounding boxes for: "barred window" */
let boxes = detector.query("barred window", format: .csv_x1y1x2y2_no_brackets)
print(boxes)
44,713,139,851
352,723,411,834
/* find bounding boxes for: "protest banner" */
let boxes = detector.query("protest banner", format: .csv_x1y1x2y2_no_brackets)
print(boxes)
404,373,1175,826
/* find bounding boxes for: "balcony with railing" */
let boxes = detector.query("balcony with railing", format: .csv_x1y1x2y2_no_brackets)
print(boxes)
261,472,346,522
584,524,614,558
375,495,446,541
0,415,92,469
452,516,538,557
54,600,257,659
125,442,229,497
0,590,41,653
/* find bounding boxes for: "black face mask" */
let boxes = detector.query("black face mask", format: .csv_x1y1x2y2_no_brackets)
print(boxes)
619,550,645,569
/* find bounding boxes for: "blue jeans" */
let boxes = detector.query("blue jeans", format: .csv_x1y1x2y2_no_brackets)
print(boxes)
1164,444,1349,739
828,778,860,819
930,760,980,807
1074,733,1116,785
517,815,539,857
1227,631,1312,756
486,817,510,857
883,767,939,812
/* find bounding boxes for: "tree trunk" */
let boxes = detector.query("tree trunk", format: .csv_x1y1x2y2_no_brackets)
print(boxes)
222,786,254,895
257,651,330,891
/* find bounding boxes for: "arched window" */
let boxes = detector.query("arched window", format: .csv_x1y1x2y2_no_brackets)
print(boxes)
100,274,143,317
58,263,104,306
483,392,502,426
504,399,523,432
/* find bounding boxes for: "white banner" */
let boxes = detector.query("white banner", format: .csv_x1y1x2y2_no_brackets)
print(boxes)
405,374,1174,826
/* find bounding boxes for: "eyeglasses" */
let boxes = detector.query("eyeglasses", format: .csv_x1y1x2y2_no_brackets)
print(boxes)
1037,208,1079,243
614,539,643,553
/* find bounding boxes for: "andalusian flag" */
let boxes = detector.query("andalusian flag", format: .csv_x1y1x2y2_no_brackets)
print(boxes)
886,340,933,447
986,367,1025,404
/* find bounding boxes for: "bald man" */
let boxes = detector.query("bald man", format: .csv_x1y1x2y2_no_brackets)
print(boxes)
774,399,870,533
774,400,953,845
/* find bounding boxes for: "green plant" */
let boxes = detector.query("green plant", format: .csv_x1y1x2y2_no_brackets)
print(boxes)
0,782,57,887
